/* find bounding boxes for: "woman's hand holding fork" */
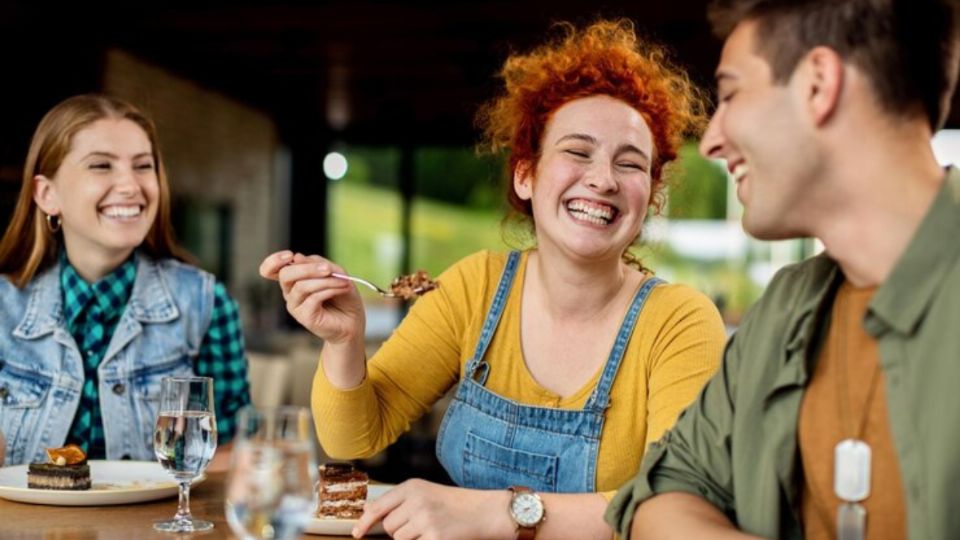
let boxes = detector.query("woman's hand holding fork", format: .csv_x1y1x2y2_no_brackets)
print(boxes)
259,250,368,388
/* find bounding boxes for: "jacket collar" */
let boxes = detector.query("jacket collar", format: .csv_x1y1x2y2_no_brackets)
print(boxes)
126,254,180,324
782,254,843,357
772,166,960,384
13,262,64,340
764,254,842,405
868,167,960,336
14,253,179,340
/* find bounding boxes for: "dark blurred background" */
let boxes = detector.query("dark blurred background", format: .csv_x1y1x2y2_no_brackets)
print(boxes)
0,1,722,261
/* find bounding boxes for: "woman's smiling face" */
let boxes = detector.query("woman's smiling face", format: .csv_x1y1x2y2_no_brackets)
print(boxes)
35,117,159,264
515,94,654,263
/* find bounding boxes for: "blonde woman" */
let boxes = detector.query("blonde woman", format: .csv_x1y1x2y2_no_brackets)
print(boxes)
0,94,250,466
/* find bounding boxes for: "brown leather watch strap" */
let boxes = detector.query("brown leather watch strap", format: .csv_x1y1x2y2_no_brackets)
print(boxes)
516,525,537,540
517,527,537,540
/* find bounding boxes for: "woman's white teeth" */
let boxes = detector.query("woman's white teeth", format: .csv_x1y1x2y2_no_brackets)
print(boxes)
101,206,141,218
732,163,749,182
567,200,614,224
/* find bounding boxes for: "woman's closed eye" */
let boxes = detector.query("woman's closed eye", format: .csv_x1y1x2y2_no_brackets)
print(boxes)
135,162,155,171
617,161,646,172
564,149,591,159
89,162,111,171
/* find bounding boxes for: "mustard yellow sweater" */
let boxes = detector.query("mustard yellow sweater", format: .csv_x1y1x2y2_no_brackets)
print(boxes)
313,250,725,498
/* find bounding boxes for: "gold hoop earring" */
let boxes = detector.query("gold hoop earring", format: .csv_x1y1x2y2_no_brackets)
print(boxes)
45,214,62,233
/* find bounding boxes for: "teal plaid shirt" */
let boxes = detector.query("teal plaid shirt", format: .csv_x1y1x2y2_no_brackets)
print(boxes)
61,254,250,458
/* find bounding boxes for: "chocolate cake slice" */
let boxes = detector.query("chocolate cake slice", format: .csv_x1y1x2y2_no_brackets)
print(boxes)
27,462,91,490
316,462,368,519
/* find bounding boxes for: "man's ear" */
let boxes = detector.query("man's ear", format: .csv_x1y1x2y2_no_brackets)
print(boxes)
33,175,60,215
513,160,534,201
801,46,845,127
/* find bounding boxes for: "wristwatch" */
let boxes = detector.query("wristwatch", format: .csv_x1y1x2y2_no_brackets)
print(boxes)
508,485,546,540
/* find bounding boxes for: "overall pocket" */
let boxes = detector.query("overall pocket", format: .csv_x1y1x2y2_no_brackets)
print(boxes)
462,431,558,492
0,363,52,465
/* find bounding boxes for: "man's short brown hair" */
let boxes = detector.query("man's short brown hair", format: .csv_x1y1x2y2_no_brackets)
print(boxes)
709,0,960,130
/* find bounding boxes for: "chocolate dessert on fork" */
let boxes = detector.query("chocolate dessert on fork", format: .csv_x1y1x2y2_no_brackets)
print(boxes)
316,462,369,519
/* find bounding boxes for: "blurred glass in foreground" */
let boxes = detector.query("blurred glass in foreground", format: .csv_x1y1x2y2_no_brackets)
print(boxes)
225,406,318,540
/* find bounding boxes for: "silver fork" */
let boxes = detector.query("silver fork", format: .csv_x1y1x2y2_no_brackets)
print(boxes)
331,272,425,298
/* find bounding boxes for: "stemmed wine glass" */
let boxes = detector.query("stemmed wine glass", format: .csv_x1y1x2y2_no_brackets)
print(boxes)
225,406,318,540
153,376,218,532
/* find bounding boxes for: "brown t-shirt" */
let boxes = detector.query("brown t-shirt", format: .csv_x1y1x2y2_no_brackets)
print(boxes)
798,281,906,539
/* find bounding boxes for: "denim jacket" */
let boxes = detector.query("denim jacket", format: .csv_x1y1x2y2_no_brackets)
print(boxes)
0,255,215,465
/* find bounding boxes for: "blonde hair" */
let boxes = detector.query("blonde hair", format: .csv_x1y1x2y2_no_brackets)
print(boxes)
0,94,191,287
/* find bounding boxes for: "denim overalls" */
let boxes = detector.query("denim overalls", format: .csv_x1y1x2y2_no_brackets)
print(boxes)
0,255,214,465
436,251,663,492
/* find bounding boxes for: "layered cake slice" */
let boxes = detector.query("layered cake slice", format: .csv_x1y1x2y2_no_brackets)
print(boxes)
27,445,91,490
317,462,368,519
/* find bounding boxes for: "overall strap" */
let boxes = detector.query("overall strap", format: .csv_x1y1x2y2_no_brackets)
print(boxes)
584,277,665,412
464,251,522,385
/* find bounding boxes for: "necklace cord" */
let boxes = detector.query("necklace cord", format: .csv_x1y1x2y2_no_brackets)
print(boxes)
835,287,883,440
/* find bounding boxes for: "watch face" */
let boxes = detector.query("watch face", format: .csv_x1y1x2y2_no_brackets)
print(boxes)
510,492,544,527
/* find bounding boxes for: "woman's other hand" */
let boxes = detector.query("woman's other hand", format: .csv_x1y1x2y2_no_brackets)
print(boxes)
259,250,365,345
352,479,513,540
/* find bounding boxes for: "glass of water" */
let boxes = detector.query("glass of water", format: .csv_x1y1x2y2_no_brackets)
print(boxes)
153,376,218,532
225,406,318,540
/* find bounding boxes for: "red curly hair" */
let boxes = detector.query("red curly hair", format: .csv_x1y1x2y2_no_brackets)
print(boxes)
478,19,707,220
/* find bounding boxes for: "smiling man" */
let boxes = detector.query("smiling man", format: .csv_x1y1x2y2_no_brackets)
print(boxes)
605,0,960,539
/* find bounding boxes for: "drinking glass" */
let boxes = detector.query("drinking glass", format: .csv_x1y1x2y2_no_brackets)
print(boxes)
225,406,318,540
153,376,218,532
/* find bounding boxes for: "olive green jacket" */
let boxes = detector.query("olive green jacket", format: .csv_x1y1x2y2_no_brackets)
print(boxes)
606,168,960,539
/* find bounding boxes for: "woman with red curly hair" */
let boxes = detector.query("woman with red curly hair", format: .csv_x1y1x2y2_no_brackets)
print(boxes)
262,19,725,539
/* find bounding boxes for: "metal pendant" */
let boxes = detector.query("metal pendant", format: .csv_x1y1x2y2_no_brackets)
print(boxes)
834,438,871,502
838,502,866,540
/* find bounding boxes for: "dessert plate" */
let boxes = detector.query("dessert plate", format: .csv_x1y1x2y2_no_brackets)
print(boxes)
304,484,394,536
0,460,204,506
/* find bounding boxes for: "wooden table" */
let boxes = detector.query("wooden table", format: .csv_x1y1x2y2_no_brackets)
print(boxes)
1,472,345,540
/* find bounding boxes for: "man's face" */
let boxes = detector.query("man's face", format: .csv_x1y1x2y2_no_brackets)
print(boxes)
699,20,819,240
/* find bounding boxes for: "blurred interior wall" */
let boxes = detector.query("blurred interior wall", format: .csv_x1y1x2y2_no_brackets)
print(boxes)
102,49,288,331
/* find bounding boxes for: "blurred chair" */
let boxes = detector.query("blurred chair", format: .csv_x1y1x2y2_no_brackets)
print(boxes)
246,352,291,408
288,345,319,408
286,343,333,464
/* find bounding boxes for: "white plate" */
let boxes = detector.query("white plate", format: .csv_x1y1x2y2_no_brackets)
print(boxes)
0,460,204,506
304,484,394,536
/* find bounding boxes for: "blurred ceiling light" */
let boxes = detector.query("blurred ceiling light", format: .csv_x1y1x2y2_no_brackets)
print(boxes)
324,152,348,180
